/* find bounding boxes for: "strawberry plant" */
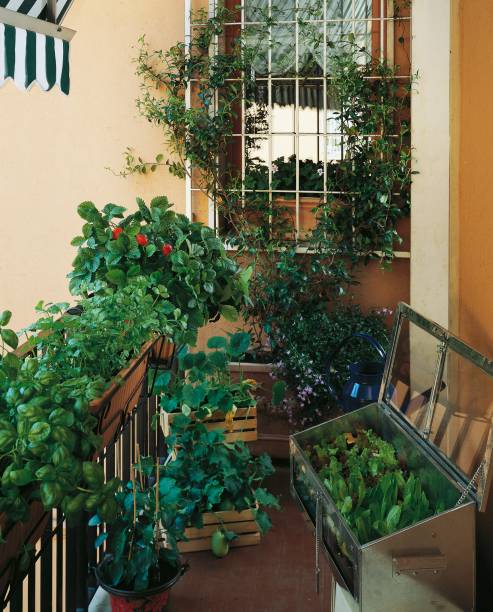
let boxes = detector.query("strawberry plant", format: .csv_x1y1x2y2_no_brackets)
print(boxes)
68,196,250,344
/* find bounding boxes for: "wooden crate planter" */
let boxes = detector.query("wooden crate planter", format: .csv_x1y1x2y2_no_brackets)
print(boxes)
178,508,260,553
161,406,257,443
91,340,154,448
230,361,292,459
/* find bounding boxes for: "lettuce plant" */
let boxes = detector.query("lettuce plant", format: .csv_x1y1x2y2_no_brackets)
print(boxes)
307,429,447,545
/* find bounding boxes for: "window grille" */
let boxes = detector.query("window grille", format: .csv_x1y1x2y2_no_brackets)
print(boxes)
186,0,411,251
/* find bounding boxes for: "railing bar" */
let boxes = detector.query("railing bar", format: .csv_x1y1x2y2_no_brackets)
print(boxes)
27,557,35,611
75,516,88,610
40,514,52,612
9,574,22,611
65,524,76,612
56,510,63,612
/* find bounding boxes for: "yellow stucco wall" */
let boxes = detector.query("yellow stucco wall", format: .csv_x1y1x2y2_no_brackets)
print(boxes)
0,0,185,331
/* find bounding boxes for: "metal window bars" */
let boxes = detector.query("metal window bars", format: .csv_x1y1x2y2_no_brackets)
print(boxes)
186,0,411,254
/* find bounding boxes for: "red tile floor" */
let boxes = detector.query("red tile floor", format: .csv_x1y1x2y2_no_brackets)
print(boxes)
170,463,333,612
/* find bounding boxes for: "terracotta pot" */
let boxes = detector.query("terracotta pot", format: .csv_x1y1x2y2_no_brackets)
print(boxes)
275,196,320,239
0,502,49,603
229,361,292,460
90,340,154,449
96,558,187,612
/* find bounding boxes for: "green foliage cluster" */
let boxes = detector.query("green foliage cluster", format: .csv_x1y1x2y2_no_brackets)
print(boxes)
0,195,254,593
245,155,324,199
0,307,122,526
271,305,390,426
157,332,256,418
94,461,187,592
308,429,443,546
68,196,250,344
164,416,280,536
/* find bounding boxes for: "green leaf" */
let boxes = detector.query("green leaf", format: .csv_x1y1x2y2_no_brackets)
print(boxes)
95,532,108,548
2,352,20,378
182,384,207,408
255,509,272,534
1,329,18,350
70,236,85,247
220,305,239,322
28,422,51,443
105,269,127,287
0,310,12,326
207,351,228,369
255,487,280,509
207,336,228,350
145,244,157,257
229,332,250,357
386,505,401,533
77,201,99,222
271,380,286,405
88,514,102,527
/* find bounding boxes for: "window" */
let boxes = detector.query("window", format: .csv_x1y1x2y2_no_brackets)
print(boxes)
187,0,411,245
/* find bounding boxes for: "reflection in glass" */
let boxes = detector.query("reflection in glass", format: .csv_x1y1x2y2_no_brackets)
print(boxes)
299,80,324,133
432,351,493,483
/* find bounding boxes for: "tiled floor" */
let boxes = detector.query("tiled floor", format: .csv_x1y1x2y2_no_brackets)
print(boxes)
90,464,333,612
170,464,333,612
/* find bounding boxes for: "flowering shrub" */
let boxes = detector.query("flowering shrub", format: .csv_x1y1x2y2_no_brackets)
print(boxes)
271,305,391,427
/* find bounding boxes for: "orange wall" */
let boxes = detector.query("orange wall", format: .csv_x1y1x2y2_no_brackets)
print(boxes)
453,1,493,605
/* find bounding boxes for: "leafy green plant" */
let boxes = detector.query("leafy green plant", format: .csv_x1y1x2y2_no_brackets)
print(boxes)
156,332,256,419
92,457,187,592
246,155,324,199
306,429,445,546
68,196,250,344
0,282,171,531
0,345,117,527
164,416,280,536
28,278,175,384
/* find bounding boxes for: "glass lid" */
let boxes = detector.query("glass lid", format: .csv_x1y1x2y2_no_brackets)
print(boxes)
381,303,493,511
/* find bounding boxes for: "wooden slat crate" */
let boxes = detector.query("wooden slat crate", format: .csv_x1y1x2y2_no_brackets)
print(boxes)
161,406,258,443
178,508,260,553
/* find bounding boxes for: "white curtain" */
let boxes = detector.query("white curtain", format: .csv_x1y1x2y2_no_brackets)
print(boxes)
244,0,372,76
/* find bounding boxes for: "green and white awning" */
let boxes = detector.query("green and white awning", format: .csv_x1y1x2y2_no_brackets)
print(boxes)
0,2,75,94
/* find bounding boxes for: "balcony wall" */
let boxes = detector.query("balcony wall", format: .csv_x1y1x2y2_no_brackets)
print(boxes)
0,0,186,331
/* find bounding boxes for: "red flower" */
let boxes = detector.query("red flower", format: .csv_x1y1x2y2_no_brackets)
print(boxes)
112,227,123,240
136,233,148,247
162,243,173,256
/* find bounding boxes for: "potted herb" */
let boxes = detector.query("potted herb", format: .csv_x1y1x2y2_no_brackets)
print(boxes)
27,278,177,447
93,455,188,610
0,277,181,588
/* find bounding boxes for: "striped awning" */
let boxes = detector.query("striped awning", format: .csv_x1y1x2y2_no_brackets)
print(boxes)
0,1,75,94
0,1,74,25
